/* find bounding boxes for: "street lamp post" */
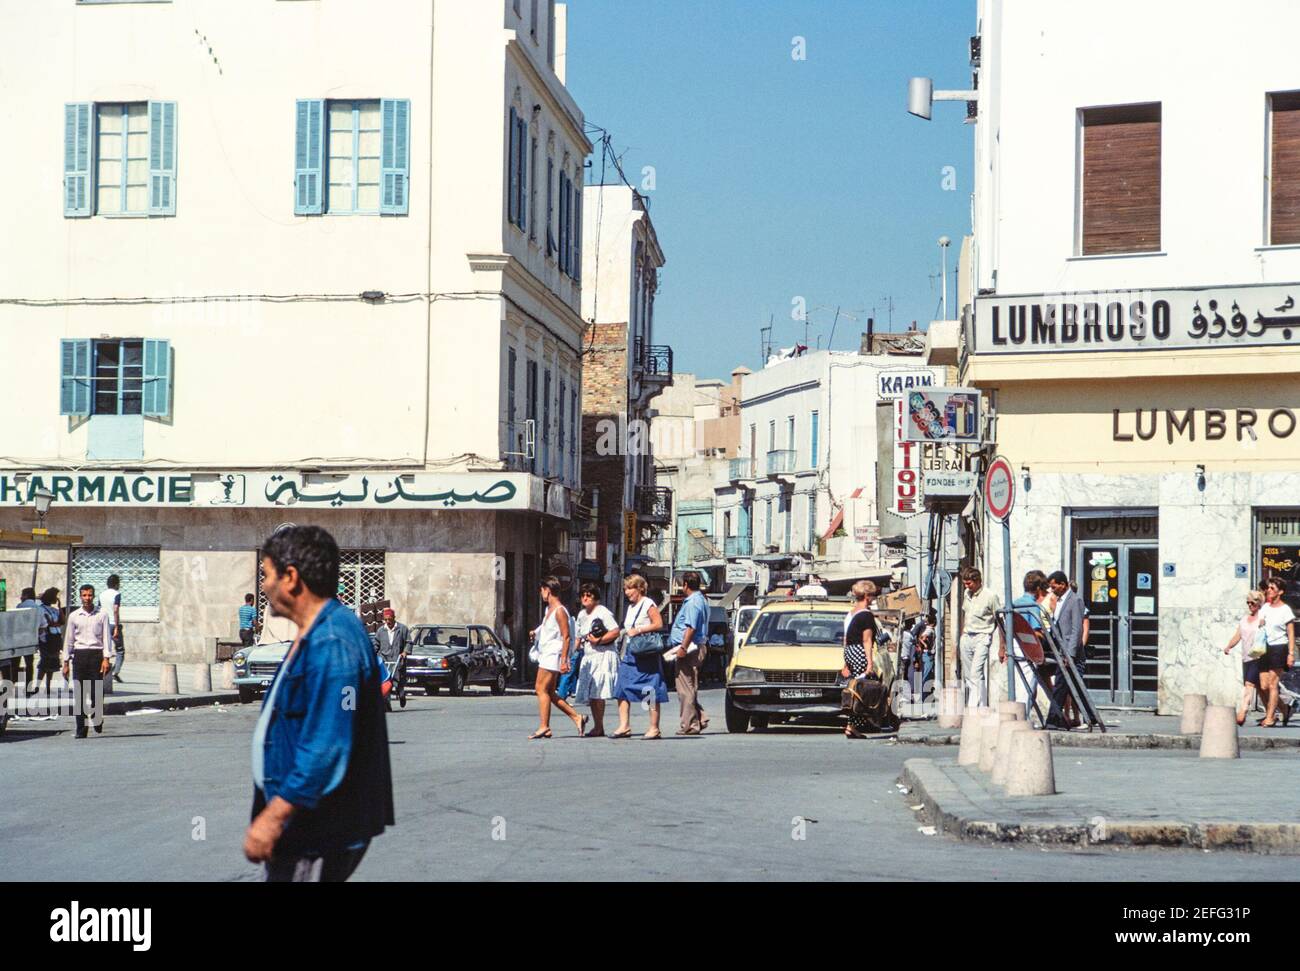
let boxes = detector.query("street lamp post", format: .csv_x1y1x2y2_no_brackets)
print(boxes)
31,487,55,535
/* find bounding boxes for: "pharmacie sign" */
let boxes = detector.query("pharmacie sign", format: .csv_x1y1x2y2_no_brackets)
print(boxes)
974,283,1300,354
0,471,538,511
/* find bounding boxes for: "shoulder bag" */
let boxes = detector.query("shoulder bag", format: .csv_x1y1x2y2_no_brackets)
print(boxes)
623,600,664,658
1249,622,1268,660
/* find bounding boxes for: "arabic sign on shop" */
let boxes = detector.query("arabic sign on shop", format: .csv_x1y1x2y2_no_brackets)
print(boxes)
975,283,1300,354
0,472,540,511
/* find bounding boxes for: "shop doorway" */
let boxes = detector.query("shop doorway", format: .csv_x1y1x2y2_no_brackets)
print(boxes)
1075,541,1159,707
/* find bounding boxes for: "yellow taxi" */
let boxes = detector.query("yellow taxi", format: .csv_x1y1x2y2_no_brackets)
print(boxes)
725,595,895,732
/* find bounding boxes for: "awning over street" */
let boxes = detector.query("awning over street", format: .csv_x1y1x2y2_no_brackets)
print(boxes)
818,564,894,584
720,583,750,609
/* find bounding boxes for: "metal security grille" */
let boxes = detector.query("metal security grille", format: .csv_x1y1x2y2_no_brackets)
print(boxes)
256,548,385,618
339,549,385,607
70,547,160,607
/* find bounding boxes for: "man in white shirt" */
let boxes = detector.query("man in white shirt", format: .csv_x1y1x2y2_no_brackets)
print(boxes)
104,574,125,685
958,567,1004,709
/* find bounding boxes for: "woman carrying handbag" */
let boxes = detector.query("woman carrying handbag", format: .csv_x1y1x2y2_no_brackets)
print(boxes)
611,574,668,740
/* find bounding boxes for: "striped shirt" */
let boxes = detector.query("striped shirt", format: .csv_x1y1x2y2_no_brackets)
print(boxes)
238,604,257,630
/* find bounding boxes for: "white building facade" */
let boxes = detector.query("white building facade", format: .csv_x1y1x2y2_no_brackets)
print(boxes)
579,185,670,601
718,351,942,594
0,0,591,660
968,0,1300,711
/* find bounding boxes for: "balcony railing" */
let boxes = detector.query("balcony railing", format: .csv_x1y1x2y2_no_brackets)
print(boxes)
635,485,673,525
728,457,755,482
766,449,796,476
633,338,674,383
725,535,753,558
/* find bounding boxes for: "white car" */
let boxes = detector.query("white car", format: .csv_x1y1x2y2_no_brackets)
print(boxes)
231,640,292,704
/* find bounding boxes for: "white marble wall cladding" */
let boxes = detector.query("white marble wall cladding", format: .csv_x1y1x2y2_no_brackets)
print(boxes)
979,470,1297,714
0,508,511,663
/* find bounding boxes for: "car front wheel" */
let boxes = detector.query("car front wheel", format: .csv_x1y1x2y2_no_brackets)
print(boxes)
491,670,507,696
237,685,256,704
448,667,466,696
724,693,750,733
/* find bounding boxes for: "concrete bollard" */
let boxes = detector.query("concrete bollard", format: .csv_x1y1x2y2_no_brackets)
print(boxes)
937,687,964,729
193,663,212,693
997,701,1026,723
220,661,236,690
978,709,1002,773
991,721,1033,787
1005,730,1056,796
1199,705,1240,759
957,706,986,766
159,663,179,695
1180,693,1208,735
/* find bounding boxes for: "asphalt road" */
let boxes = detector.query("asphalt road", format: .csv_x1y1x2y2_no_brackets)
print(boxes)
3,687,1296,882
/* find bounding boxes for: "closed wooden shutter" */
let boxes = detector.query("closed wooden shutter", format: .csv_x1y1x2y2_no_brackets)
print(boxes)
1081,104,1161,255
1271,93,1300,245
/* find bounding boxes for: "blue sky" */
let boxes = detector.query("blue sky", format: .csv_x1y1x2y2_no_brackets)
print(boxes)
567,0,976,380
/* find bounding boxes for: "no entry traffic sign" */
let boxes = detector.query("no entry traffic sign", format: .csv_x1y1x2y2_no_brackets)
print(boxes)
984,456,1015,521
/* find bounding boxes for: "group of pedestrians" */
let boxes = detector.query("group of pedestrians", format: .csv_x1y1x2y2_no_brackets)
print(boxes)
959,566,1091,728
1223,578,1295,728
528,570,711,740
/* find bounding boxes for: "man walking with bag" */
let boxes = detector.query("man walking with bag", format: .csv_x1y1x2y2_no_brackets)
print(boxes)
667,571,710,736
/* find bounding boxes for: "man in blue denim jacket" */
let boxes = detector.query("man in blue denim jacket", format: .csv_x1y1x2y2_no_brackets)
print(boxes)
243,525,394,882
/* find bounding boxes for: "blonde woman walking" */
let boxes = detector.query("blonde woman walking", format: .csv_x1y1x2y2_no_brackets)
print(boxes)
1223,590,1265,726
612,574,668,739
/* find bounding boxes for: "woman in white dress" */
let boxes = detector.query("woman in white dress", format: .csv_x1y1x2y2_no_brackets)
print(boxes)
574,583,622,736
529,576,586,740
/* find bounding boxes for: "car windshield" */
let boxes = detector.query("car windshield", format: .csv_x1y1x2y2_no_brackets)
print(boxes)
418,626,471,649
746,610,845,646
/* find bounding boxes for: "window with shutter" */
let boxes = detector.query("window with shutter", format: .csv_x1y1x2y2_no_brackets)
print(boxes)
508,108,520,227
546,157,555,257
60,339,92,417
142,338,171,417
1270,92,1300,246
380,98,410,216
294,99,325,215
1079,103,1162,256
148,101,177,216
64,104,93,218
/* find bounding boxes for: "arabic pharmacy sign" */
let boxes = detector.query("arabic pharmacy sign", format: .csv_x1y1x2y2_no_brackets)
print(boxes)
974,283,1300,354
0,472,538,511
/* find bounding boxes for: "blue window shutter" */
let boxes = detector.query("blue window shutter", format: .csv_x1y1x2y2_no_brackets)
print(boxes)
574,182,582,281
148,101,177,216
64,103,93,218
294,99,325,215
512,117,522,231
558,175,568,273
60,339,92,416
380,99,410,215
142,339,171,417
546,158,555,256
507,108,519,226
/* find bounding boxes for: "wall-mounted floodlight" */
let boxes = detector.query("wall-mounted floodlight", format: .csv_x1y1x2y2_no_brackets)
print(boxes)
908,77,979,121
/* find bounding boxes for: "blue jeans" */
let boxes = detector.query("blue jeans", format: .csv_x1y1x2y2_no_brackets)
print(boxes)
555,649,583,698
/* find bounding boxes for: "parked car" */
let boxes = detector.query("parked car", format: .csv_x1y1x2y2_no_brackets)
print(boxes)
232,640,293,704
724,595,900,733
404,624,512,696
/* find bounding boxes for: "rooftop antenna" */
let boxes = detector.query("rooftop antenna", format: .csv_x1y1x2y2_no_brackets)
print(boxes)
760,314,774,363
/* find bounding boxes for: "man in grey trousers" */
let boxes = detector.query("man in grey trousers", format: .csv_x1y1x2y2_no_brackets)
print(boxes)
1047,570,1084,729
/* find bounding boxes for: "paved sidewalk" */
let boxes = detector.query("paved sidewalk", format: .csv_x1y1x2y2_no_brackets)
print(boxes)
902,750,1300,854
5,660,238,725
898,709,1300,751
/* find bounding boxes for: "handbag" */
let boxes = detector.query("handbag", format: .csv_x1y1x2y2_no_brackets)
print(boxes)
622,600,664,658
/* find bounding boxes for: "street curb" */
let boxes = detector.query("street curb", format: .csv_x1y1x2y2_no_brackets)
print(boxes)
899,727,1300,752
900,757,1300,854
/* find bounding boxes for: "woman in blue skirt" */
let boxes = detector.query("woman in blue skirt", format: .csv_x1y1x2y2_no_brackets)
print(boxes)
612,574,667,739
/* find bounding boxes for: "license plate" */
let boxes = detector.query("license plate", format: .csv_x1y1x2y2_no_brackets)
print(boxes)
779,688,822,700
260,680,272,687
